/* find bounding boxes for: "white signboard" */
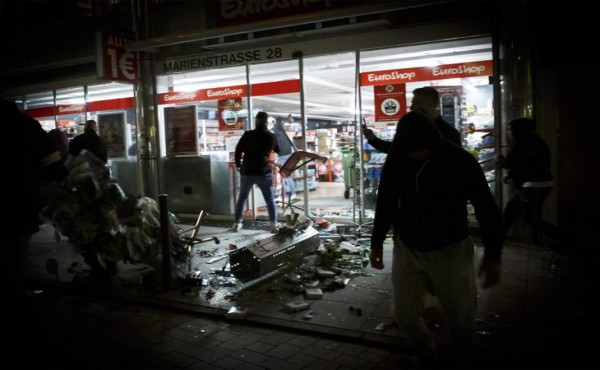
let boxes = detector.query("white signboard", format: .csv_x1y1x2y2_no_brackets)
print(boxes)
158,46,294,74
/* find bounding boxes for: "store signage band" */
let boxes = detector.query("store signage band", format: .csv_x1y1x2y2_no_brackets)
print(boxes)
360,60,493,86
215,0,372,27
158,80,300,105
26,98,135,118
160,46,292,74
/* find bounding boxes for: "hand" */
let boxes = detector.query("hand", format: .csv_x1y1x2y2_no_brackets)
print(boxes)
362,124,375,141
478,259,501,288
369,249,385,270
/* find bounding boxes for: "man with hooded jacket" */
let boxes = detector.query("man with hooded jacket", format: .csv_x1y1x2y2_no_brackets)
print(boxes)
369,111,502,367
498,118,566,245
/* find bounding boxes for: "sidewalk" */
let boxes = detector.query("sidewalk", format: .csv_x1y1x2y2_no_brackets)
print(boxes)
24,221,599,369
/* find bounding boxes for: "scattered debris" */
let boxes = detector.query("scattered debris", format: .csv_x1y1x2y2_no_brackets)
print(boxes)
302,310,318,320
304,288,323,299
375,321,398,331
226,306,248,319
348,306,363,316
181,270,203,296
281,301,310,313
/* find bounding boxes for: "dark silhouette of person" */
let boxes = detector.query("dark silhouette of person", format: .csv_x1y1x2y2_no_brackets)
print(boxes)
498,118,567,246
369,112,502,368
68,119,108,163
1,100,67,302
1,100,67,368
233,111,280,233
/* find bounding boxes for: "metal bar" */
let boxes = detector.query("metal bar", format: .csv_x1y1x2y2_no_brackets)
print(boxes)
158,194,172,289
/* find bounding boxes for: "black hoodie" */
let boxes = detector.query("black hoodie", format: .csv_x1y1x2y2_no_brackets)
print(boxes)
502,118,553,188
371,112,502,262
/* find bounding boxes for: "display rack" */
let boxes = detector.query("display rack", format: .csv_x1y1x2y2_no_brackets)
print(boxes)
459,84,495,191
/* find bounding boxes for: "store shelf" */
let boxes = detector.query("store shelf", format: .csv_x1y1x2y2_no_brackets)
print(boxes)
293,174,317,181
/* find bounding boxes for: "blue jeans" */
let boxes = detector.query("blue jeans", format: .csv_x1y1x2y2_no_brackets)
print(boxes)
234,173,277,223
277,154,296,197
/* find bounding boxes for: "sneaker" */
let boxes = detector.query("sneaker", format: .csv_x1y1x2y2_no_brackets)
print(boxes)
269,222,279,233
232,223,243,232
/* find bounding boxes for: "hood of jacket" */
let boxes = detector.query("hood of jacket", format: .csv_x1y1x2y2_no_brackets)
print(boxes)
393,111,442,154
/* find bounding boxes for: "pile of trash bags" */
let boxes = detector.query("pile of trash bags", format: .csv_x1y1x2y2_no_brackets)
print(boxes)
40,150,189,280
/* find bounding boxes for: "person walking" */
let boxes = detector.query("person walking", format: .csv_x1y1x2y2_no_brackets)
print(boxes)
369,112,502,367
497,117,566,246
233,111,280,233
68,119,108,163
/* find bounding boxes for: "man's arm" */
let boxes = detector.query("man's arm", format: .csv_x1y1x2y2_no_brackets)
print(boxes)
362,124,392,153
369,150,401,269
234,134,246,169
469,164,503,263
464,153,503,288
368,136,392,153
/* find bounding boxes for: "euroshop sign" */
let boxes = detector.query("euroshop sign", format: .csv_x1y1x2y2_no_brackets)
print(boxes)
158,80,300,104
360,60,493,86
213,0,398,28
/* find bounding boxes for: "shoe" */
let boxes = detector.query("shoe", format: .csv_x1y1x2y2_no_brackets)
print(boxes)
269,222,279,233
232,223,243,232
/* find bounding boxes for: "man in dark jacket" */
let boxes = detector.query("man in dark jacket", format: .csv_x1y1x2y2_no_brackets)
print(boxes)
369,112,502,367
498,118,565,245
233,111,280,233
68,119,108,163
1,99,67,307
363,86,462,153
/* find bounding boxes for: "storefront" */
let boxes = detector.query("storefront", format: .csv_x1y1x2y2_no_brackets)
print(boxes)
12,83,140,196
3,1,511,225
151,31,496,223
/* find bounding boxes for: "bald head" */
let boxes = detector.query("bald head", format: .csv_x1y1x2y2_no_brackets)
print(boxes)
84,120,98,132
411,87,440,120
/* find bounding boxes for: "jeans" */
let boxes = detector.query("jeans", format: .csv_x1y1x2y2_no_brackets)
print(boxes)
277,154,296,197
234,173,277,223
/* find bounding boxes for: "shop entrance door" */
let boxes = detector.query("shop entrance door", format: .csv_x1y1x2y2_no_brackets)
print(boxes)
248,59,302,220
302,52,359,220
